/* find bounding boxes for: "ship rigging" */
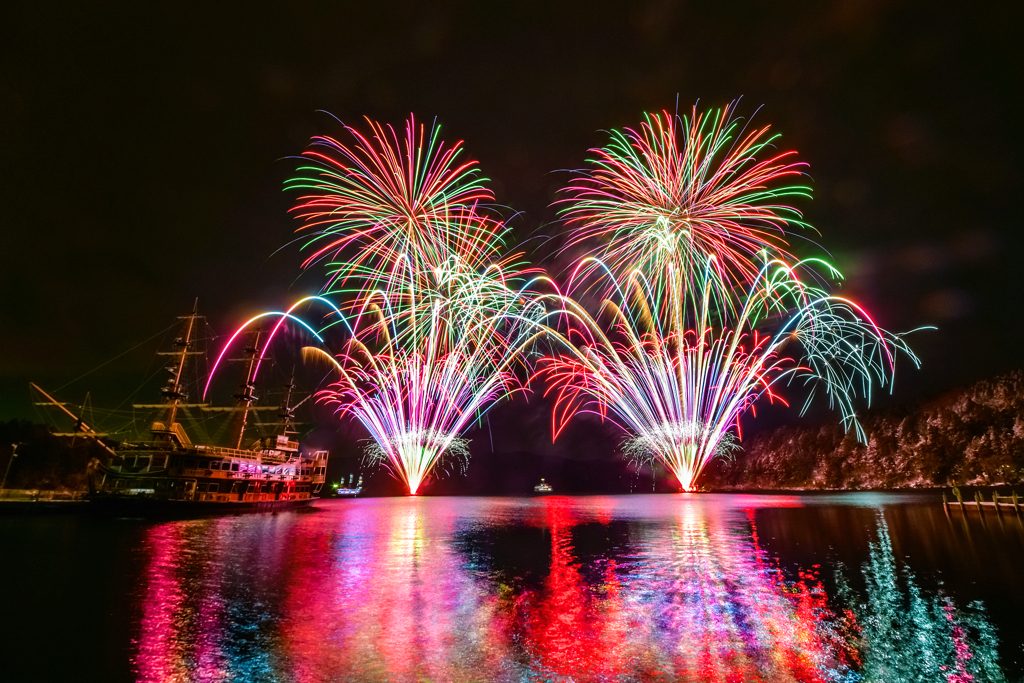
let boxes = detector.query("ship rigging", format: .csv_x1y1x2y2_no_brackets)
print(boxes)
32,303,329,513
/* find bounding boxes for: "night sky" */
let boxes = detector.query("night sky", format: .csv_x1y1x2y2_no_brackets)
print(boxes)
2,1,1021,457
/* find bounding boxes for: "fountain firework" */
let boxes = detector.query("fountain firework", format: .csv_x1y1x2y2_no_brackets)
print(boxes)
281,116,545,493
538,104,923,491
304,250,546,494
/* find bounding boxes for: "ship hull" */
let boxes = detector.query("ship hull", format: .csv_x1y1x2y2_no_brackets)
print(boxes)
86,494,319,517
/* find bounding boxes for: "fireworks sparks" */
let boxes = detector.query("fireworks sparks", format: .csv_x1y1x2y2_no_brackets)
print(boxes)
309,258,545,494
558,103,811,318
210,104,923,494
537,103,924,491
536,258,919,491
277,115,545,493
287,114,502,296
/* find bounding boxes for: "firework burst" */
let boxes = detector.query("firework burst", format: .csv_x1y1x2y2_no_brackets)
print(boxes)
288,114,503,294
273,115,550,493
212,106,923,495
539,104,923,491
560,103,811,318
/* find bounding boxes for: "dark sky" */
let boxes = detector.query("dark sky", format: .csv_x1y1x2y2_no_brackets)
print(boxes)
2,1,1021,452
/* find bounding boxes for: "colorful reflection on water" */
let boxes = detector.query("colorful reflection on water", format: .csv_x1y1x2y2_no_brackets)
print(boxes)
130,495,1012,682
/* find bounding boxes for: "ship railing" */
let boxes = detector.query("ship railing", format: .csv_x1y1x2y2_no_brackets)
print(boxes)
262,438,299,452
196,445,262,461
170,467,310,483
116,442,178,451
235,473,301,481
194,445,297,465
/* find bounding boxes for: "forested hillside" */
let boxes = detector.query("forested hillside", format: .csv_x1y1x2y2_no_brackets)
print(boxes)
703,370,1024,489
0,420,104,491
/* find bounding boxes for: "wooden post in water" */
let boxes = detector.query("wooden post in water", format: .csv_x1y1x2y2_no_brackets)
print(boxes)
942,491,950,515
1013,491,1020,516
953,486,966,515
993,491,1002,516
975,490,984,518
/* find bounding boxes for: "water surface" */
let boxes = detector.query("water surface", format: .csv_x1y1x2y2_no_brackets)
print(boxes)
2,493,1022,681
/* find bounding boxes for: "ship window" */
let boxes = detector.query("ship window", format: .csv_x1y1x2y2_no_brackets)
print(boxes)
169,458,180,468
208,483,218,493
183,459,196,469
111,456,123,466
230,463,240,472
153,456,167,469
197,483,207,493
209,461,219,470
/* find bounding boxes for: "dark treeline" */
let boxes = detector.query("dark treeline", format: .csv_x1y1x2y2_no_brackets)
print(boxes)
0,420,107,491
703,369,1024,490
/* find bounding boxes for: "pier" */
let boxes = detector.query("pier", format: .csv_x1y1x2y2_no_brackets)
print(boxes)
942,487,1021,517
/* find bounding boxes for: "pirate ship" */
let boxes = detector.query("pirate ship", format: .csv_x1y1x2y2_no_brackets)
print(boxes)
33,304,327,514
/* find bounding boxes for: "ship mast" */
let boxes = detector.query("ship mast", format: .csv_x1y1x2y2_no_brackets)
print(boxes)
146,300,205,448
277,369,297,437
229,327,261,450
164,300,199,432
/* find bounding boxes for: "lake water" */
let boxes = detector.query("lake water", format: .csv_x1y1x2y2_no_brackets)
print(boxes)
2,493,1023,682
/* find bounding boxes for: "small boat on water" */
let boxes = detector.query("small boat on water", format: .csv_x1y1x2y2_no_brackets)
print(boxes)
33,304,328,515
533,478,553,494
333,474,363,498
